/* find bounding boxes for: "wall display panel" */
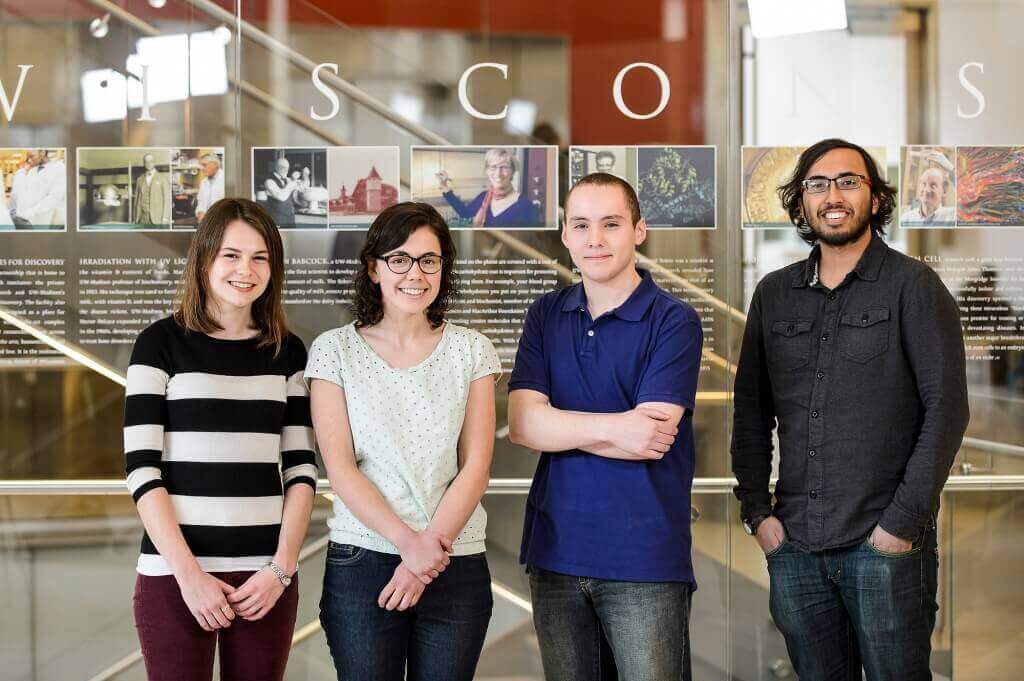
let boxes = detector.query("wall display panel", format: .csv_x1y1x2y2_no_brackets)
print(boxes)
956,146,1024,228
636,146,716,230
327,147,401,230
913,244,1024,390
410,146,559,230
0,254,68,366
899,146,957,228
569,146,637,185
171,147,226,228
252,147,330,229
0,148,67,232
900,145,1024,230
77,148,174,231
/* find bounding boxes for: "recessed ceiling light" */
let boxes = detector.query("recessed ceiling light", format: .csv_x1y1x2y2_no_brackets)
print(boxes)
748,0,848,39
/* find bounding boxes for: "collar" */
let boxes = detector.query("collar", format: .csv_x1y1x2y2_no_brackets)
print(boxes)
791,233,888,288
560,268,659,322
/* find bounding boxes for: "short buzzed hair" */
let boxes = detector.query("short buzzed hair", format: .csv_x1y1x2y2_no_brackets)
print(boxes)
201,153,220,165
566,172,641,225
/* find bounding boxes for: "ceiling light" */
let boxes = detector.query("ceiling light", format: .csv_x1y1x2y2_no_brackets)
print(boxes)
89,14,110,39
748,0,847,39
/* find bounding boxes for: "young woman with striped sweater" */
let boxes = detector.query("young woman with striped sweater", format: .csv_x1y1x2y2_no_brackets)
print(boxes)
123,198,317,681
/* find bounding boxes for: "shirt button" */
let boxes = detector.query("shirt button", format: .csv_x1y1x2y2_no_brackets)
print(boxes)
809,489,818,499
587,330,595,337
828,292,837,301
816,371,825,380
809,449,817,458
811,410,819,418
821,334,830,342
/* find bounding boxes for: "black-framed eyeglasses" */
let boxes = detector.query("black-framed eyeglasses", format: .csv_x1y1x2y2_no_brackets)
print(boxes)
801,174,868,194
378,253,443,275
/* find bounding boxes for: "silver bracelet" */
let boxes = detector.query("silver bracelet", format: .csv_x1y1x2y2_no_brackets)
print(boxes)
266,561,292,587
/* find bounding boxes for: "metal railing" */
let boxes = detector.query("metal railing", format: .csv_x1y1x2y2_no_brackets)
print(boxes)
12,474,1024,681
4,474,1024,495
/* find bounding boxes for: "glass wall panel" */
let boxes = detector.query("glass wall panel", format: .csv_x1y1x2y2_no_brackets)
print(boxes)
2,0,1024,678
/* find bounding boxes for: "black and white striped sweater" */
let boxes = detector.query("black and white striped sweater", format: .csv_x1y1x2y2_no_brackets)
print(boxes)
123,316,317,575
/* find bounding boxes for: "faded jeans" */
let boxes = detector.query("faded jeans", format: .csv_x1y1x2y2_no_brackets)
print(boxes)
529,566,693,681
766,524,939,681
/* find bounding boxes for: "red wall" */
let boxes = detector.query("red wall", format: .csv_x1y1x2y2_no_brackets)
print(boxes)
308,0,705,145
5,0,705,144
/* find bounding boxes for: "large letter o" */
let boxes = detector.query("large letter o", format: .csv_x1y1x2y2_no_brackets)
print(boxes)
612,62,671,120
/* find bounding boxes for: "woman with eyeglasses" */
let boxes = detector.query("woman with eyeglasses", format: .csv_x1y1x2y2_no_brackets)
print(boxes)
306,201,501,680
436,146,541,227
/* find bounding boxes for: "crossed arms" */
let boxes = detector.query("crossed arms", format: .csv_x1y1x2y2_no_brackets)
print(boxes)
508,389,685,461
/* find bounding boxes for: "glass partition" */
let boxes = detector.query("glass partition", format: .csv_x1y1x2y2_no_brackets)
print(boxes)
2,0,1024,678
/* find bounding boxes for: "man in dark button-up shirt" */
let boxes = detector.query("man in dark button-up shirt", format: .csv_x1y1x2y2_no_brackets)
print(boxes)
731,138,969,681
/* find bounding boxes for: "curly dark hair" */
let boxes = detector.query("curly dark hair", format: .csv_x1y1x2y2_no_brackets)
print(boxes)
777,138,897,245
352,202,458,329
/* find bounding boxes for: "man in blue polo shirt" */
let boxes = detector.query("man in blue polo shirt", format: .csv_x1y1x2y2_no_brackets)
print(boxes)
508,172,703,680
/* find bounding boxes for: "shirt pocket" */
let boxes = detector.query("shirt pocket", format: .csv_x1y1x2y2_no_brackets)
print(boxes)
769,319,814,371
838,306,890,363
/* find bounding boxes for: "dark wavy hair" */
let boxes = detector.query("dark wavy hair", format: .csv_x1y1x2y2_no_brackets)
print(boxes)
777,138,897,245
352,202,458,329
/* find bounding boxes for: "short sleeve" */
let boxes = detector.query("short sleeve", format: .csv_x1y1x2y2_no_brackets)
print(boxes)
635,303,703,410
470,331,503,382
508,297,550,396
304,328,345,390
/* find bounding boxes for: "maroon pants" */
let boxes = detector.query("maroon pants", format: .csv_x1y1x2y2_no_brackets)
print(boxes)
133,571,299,681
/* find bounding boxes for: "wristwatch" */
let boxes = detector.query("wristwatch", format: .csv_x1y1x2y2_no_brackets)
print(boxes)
267,561,292,587
742,514,770,536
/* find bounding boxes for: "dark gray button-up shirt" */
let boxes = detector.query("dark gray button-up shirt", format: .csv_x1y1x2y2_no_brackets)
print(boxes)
731,234,969,549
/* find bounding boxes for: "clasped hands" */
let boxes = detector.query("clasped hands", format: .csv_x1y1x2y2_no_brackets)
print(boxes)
377,529,453,612
178,564,288,632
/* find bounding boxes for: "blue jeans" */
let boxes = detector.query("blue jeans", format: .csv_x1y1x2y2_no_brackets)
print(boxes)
529,566,693,681
319,543,493,681
766,525,939,681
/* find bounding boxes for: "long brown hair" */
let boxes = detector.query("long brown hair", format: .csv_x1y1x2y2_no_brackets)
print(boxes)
174,198,288,355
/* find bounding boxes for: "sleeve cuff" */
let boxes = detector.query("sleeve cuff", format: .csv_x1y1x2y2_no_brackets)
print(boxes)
131,479,166,503
737,491,773,523
304,372,343,391
636,393,695,410
508,380,549,395
283,476,317,492
878,504,927,542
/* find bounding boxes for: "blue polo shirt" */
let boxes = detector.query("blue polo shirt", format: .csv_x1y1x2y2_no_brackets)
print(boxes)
510,268,703,584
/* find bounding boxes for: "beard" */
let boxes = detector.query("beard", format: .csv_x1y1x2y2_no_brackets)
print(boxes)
806,204,872,247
